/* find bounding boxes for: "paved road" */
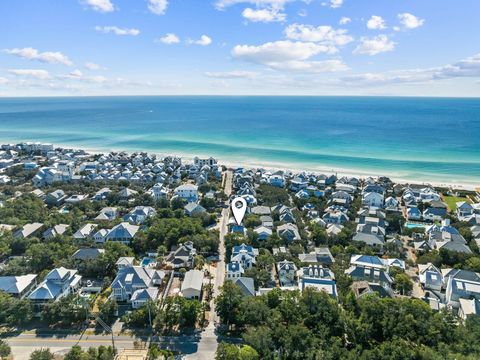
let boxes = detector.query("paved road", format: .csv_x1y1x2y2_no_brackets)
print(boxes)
185,169,233,360
3,331,218,360
3,333,137,360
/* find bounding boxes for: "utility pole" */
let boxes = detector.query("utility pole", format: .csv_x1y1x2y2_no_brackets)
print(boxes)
96,316,116,354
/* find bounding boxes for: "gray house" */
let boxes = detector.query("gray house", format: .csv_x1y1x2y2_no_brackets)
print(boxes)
110,266,165,303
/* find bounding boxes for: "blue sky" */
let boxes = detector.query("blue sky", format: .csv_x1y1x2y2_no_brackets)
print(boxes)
1,0,479,96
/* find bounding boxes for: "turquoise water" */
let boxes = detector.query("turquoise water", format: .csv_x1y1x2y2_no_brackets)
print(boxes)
141,257,154,267
0,96,479,185
405,222,428,229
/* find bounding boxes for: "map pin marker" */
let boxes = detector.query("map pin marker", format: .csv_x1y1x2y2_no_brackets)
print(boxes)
231,197,247,225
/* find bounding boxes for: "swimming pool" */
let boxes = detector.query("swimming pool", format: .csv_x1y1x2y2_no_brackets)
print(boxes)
141,257,154,267
405,222,428,229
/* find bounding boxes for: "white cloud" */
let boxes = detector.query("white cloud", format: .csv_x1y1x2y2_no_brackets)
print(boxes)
231,40,345,73
8,69,50,79
189,35,212,46
233,40,336,62
339,16,351,25
329,0,343,8
95,26,140,36
284,24,353,46
85,62,101,70
158,33,180,44
340,53,480,86
271,59,349,72
367,15,386,30
215,0,291,10
298,9,307,17
70,69,83,77
57,69,109,83
0,77,9,85
353,35,395,56
148,0,168,15
4,47,73,66
398,13,425,29
242,7,286,22
205,71,259,79
82,0,114,13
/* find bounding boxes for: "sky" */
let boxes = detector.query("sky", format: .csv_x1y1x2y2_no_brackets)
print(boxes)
1,0,480,97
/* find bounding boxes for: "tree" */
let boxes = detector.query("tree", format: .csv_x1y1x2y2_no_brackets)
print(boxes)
215,281,243,328
238,345,259,360
465,257,480,272
64,346,87,360
394,273,413,295
311,224,328,246
194,255,205,270
215,342,239,360
0,340,11,359
0,291,33,326
29,349,54,360
98,299,118,325
179,298,202,328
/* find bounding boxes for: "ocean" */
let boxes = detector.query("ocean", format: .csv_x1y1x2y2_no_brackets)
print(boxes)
0,96,479,187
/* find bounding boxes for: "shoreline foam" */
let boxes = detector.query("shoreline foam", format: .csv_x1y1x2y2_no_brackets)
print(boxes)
3,138,477,191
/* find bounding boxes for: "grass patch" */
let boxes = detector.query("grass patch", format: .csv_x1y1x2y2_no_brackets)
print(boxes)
442,195,470,212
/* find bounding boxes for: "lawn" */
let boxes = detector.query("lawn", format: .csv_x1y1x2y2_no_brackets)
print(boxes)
442,195,470,212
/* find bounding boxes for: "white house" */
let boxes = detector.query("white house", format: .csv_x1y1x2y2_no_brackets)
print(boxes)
457,202,474,220
253,225,272,240
268,174,285,188
227,262,244,279
230,244,258,269
174,184,199,202
362,192,384,208
181,270,204,300
0,274,38,298
28,267,82,307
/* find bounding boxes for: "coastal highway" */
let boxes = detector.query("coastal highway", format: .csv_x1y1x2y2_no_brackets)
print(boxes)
3,332,218,359
3,332,137,360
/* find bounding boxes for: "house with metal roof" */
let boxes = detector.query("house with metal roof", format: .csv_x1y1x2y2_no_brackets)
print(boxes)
28,267,82,306
0,274,37,298
164,241,196,269
346,255,393,293
14,223,44,239
72,248,105,261
43,224,69,239
105,222,139,245
298,265,337,298
277,260,297,287
131,288,159,309
459,298,480,320
123,206,156,225
234,277,255,297
230,244,258,269
298,247,335,266
227,262,244,279
181,270,204,299
110,266,165,303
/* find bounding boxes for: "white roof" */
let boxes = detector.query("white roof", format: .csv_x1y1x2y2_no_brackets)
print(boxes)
181,270,204,292
175,184,198,191
0,274,37,294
